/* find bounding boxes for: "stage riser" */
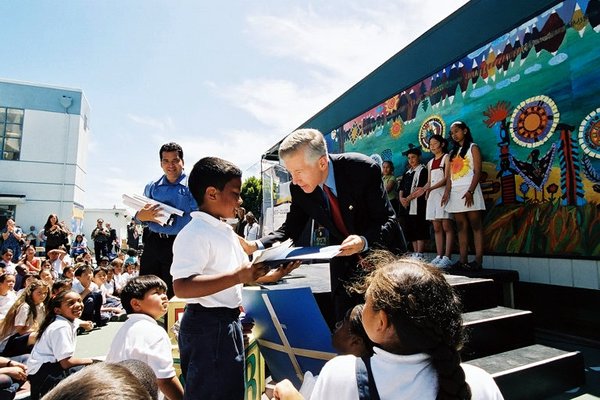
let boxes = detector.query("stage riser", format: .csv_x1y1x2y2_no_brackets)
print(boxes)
466,345,585,400
461,306,535,361
446,276,498,312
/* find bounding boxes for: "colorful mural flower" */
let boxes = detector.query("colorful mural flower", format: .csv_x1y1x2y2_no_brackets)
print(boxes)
384,95,400,115
390,119,404,138
483,101,512,127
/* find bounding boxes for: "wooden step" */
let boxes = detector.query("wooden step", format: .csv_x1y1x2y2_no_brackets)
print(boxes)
445,274,498,312
461,306,535,361
466,344,585,400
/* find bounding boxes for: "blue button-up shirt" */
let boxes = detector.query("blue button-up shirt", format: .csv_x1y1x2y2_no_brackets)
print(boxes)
141,173,198,235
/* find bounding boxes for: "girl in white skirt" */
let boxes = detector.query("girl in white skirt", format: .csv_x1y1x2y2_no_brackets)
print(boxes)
425,135,455,268
441,121,485,270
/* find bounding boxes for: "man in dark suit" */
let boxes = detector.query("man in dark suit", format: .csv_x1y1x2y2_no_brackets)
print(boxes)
240,128,403,325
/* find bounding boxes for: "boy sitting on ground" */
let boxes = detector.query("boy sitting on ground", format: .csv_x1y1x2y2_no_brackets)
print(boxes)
106,275,183,400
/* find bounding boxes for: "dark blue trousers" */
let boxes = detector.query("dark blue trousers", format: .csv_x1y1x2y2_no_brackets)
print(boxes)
178,303,244,400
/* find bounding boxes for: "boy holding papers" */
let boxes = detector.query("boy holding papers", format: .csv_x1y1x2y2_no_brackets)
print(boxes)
171,157,267,399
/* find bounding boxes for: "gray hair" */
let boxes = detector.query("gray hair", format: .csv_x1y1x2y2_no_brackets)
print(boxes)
279,128,328,164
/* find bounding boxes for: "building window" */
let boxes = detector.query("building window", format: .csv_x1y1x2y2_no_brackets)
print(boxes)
0,107,24,160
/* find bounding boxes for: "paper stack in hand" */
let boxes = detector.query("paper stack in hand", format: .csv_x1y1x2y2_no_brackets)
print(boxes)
252,239,341,267
122,194,184,226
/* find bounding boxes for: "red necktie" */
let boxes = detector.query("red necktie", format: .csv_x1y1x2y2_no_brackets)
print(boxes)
323,185,349,237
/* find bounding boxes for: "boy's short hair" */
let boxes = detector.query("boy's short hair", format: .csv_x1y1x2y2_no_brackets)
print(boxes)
121,275,168,314
93,267,108,277
74,264,93,277
188,157,242,206
127,248,138,257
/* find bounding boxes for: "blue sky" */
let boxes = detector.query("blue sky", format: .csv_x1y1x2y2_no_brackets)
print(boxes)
2,0,467,208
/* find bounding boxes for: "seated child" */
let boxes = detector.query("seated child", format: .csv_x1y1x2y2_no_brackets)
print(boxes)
91,267,125,321
0,279,49,357
72,265,107,327
0,355,27,399
331,304,373,358
106,275,183,400
26,290,95,399
0,274,17,321
110,258,126,295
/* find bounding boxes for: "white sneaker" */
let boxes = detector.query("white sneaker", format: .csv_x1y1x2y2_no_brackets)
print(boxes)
410,252,425,259
430,256,442,265
438,256,453,268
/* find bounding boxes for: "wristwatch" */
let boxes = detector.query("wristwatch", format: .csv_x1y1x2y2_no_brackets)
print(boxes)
468,189,475,195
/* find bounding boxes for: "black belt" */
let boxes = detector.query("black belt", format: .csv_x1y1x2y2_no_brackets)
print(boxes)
185,303,241,319
149,231,177,239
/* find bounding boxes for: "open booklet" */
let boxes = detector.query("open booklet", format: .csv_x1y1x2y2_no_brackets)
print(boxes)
122,194,184,226
252,239,341,267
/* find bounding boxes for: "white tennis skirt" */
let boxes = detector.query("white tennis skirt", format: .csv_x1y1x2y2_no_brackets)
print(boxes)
444,184,486,213
426,187,452,220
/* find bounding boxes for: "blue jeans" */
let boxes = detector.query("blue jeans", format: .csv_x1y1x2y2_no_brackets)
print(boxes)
178,304,244,400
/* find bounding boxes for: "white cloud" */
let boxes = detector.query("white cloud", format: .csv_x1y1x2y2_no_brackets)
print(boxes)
218,0,468,135
127,114,176,132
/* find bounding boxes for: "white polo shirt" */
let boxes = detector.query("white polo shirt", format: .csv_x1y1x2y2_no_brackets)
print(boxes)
171,211,248,308
105,313,175,379
27,315,77,376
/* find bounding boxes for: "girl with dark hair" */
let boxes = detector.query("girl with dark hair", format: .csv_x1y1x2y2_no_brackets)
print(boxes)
441,121,485,270
425,135,455,268
274,253,503,400
43,214,69,256
27,290,94,400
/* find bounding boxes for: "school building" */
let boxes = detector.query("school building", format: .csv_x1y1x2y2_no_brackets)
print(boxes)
0,78,91,234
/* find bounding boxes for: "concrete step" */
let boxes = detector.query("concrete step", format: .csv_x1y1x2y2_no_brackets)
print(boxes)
445,274,498,312
466,344,585,400
461,306,535,361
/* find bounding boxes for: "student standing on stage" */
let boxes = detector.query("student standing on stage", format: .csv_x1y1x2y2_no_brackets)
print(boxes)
171,157,267,400
135,143,198,298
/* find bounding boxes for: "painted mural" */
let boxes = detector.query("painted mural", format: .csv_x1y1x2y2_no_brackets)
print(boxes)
324,0,600,258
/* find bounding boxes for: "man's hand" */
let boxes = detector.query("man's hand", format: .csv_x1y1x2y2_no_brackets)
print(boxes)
136,203,164,224
337,234,366,257
238,236,259,255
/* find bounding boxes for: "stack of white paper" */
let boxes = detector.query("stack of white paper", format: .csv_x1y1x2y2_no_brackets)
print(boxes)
122,194,184,226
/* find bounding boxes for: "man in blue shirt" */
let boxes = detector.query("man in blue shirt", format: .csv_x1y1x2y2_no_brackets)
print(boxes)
135,142,198,298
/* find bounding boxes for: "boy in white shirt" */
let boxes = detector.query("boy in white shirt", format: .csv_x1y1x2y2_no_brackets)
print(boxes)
106,275,183,400
171,157,267,400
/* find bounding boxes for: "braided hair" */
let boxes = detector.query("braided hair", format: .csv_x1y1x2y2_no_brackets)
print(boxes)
355,252,471,399
449,121,474,161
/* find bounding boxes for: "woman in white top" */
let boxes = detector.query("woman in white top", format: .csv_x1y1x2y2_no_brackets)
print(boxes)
244,212,260,241
442,121,485,270
425,135,455,268
273,252,503,400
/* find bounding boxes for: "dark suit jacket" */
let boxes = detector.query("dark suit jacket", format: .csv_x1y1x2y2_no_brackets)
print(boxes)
260,153,402,292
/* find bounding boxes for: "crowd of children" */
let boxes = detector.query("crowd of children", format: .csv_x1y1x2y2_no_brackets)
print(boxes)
0,243,145,399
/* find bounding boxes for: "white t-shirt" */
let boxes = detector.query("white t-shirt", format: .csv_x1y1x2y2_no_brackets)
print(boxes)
27,315,78,375
15,302,45,328
309,347,504,400
171,211,248,308
105,313,175,379
244,223,260,241
0,291,17,320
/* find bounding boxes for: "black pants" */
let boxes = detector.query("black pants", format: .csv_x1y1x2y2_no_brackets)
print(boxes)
81,292,103,325
28,362,84,400
93,241,108,264
140,232,176,298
